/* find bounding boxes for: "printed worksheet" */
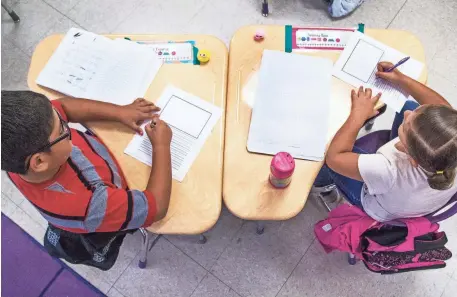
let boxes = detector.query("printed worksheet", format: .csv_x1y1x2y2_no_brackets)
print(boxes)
124,85,222,182
36,28,162,105
333,31,424,112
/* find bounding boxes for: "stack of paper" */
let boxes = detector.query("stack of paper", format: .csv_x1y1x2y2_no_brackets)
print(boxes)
333,31,424,112
125,85,222,182
36,28,162,105
247,50,333,161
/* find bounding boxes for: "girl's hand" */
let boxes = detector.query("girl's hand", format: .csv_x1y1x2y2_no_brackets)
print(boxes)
119,98,160,135
376,62,405,84
350,86,382,122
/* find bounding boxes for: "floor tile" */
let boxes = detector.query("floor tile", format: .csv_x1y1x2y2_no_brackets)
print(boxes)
401,0,457,28
67,0,146,33
1,38,30,90
1,0,63,54
1,193,18,217
184,0,268,45
388,4,448,65
321,0,408,29
1,171,26,206
8,207,46,244
279,240,451,297
443,279,457,297
114,0,206,35
430,40,457,86
20,199,48,228
43,0,79,14
210,212,311,297
276,241,370,297
190,273,241,297
258,198,328,253
99,231,152,285
166,207,243,270
114,237,207,297
426,70,457,107
26,15,81,56
107,287,126,297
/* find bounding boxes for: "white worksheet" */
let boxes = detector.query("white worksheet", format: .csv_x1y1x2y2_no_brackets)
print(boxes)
124,85,222,182
333,31,424,112
36,28,162,105
247,50,333,161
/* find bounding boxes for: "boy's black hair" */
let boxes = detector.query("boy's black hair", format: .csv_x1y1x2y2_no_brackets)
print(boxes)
1,91,54,174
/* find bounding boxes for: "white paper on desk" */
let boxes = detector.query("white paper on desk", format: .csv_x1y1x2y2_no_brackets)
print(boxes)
333,31,424,112
124,85,222,182
36,28,162,105
247,50,333,161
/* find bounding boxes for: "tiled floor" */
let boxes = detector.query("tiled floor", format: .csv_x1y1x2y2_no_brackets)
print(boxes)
1,0,457,296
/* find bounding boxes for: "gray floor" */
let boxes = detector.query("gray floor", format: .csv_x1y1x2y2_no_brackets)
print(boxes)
1,0,457,297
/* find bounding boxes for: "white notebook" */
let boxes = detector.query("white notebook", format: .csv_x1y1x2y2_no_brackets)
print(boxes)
247,50,333,161
333,31,424,112
36,28,162,106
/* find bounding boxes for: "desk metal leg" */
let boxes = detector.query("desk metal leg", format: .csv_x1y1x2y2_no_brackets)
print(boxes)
198,234,207,244
262,0,269,17
256,221,265,234
348,253,357,265
138,228,150,269
1,1,20,22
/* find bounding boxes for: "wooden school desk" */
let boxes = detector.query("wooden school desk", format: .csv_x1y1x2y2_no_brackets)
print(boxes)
224,25,427,227
28,34,228,239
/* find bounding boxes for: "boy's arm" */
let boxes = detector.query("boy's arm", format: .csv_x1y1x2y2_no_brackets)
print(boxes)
143,117,172,221
326,87,381,181
59,97,160,135
376,62,452,107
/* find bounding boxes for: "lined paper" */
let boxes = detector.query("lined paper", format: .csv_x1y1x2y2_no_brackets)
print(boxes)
124,86,222,182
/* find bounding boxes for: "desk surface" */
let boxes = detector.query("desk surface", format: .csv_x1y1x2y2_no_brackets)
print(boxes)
224,25,427,221
28,34,228,235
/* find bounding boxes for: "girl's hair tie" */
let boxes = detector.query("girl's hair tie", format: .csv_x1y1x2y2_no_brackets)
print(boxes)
436,171,444,175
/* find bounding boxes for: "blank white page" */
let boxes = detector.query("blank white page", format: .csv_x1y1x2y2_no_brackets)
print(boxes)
247,50,333,161
342,40,384,82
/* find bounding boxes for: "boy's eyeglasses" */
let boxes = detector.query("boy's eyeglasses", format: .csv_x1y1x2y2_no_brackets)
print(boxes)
24,110,72,171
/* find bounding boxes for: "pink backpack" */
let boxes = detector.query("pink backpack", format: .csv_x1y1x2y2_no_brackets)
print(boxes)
359,222,452,274
315,204,453,274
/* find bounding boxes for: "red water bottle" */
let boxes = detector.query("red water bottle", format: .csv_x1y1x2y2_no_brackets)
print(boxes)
269,152,295,188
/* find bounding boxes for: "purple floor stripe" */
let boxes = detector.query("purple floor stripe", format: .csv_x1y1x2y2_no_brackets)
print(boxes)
1,214,106,297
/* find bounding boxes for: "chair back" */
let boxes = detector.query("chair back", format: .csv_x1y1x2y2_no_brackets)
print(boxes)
386,193,457,226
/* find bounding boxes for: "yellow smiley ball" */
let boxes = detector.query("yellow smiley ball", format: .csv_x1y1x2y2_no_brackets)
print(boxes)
197,50,210,63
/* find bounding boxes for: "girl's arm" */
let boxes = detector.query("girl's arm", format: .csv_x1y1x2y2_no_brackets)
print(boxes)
325,87,381,181
376,62,452,107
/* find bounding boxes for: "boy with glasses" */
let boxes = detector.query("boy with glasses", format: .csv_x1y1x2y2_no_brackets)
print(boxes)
1,90,172,269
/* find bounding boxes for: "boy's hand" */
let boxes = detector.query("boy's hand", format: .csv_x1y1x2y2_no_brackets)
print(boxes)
350,86,381,122
120,98,160,135
145,116,172,149
376,62,405,84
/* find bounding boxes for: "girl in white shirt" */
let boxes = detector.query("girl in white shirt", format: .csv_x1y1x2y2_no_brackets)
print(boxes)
314,62,457,222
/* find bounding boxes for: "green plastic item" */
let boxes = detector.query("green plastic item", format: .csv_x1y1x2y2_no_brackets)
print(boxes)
193,46,200,65
285,25,292,53
357,23,365,33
